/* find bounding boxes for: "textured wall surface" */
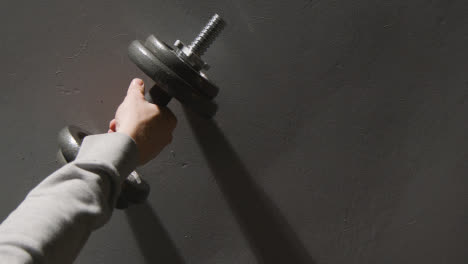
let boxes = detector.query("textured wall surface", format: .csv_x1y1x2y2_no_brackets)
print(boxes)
1,0,468,263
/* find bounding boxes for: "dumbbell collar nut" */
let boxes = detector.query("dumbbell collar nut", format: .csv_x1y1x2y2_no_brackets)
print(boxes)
174,40,210,71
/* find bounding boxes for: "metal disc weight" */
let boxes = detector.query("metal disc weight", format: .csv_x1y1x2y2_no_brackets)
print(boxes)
144,35,219,99
58,125,90,162
128,41,218,117
57,125,151,210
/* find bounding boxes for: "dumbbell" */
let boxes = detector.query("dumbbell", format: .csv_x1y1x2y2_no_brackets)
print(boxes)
128,13,225,117
57,125,150,209
57,14,225,209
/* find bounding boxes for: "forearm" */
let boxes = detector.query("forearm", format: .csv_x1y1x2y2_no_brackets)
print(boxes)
0,132,137,264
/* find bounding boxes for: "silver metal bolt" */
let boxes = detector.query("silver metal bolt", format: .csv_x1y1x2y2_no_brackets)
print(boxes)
189,14,225,56
174,14,225,71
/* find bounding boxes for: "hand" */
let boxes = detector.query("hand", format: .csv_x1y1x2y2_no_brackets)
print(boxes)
109,78,177,165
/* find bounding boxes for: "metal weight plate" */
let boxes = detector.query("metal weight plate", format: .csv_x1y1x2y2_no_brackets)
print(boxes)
128,41,218,117
57,125,150,209
58,125,90,162
121,171,150,203
116,171,150,209
144,35,219,99
129,40,192,98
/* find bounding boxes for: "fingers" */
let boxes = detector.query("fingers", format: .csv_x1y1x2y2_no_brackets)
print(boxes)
127,78,145,97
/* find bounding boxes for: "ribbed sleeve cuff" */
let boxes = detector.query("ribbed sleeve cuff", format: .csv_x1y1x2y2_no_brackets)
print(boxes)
75,132,138,181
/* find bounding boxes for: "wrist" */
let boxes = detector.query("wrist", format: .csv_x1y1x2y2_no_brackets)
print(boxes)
117,127,138,143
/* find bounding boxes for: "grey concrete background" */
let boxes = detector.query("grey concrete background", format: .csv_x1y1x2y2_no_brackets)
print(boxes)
1,0,468,263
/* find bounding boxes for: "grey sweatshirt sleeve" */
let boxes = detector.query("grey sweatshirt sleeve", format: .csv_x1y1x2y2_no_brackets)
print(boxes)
0,132,138,264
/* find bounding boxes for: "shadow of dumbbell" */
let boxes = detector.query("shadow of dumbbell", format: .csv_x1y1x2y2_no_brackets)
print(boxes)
184,108,316,264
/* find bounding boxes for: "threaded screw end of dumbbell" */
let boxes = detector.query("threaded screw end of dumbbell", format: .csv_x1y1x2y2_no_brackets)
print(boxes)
189,14,225,56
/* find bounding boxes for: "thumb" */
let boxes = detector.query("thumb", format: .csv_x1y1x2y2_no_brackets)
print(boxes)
127,78,145,97
109,119,116,132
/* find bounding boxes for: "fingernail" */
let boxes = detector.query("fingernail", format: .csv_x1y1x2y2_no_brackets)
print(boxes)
133,78,144,86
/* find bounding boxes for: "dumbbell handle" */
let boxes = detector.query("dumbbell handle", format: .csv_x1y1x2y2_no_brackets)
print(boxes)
147,84,172,107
